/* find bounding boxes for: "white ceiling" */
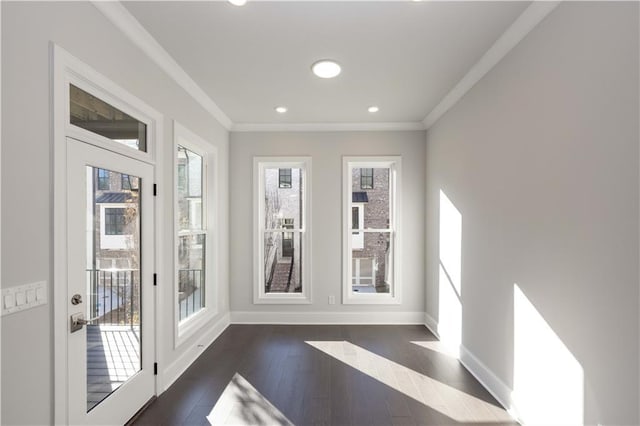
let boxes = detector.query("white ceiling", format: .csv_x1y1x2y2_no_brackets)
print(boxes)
124,1,529,126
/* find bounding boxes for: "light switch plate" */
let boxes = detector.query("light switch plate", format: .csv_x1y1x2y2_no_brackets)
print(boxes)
26,289,36,303
1,281,47,316
4,294,15,309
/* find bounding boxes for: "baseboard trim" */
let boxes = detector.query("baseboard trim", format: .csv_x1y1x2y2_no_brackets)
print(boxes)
423,312,439,338
459,345,519,422
162,312,231,391
230,310,425,324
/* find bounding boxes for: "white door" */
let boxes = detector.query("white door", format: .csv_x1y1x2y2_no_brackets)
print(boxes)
66,138,155,425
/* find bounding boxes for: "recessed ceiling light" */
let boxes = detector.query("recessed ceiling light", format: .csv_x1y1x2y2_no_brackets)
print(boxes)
275,106,287,114
368,106,379,113
311,60,341,79
228,0,247,6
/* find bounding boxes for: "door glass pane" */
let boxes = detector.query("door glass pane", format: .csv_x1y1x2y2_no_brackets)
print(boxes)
351,167,391,229
71,85,147,152
264,232,301,293
178,233,206,321
264,167,303,230
86,166,141,412
351,232,392,294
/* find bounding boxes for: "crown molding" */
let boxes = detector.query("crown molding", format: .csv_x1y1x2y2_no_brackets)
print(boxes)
423,1,559,130
92,1,233,130
231,121,426,132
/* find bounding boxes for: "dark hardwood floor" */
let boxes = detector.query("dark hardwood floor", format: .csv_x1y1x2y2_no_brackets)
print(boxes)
133,325,516,426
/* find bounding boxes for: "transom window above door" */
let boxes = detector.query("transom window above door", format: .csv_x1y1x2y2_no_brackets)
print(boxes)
70,85,147,152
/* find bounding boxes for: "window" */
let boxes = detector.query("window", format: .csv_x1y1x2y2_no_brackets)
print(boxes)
97,169,110,190
121,174,131,190
254,157,311,304
282,218,294,257
177,145,204,323
343,157,401,304
279,168,292,188
351,204,364,249
361,168,374,189
69,84,147,152
174,122,217,345
104,208,126,235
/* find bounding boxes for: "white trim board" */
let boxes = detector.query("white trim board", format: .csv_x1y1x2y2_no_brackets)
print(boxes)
162,312,231,391
232,122,425,133
0,2,3,422
91,1,232,130
459,345,520,424
230,311,425,325
424,313,439,339
423,1,559,129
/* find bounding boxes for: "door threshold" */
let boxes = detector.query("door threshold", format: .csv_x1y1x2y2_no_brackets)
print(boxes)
125,395,157,426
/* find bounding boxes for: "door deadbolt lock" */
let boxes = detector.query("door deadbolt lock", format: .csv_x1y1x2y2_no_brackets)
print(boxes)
71,294,82,305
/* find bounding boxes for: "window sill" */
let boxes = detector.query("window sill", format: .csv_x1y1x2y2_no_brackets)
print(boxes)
254,293,312,305
176,306,218,348
342,293,401,305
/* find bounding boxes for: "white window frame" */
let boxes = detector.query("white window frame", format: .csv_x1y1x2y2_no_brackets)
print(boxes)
65,72,156,166
254,157,312,304
343,156,402,304
174,122,218,347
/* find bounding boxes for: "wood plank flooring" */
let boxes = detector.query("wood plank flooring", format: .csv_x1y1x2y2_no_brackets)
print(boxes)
132,325,517,426
87,325,140,411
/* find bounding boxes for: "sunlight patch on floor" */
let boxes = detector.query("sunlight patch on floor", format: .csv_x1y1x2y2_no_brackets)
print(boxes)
410,340,459,358
306,340,513,423
207,373,293,426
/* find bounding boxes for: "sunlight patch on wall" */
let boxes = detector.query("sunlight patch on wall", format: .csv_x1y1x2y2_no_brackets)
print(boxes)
438,190,463,353
512,284,584,425
306,340,513,423
207,373,293,426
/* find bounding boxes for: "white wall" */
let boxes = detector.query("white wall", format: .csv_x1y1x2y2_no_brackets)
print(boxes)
1,2,229,424
230,131,426,321
425,2,638,424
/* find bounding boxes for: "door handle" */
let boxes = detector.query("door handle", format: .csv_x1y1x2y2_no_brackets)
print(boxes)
70,313,99,333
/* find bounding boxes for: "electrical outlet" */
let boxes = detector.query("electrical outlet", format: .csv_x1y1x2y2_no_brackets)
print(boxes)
328,295,335,305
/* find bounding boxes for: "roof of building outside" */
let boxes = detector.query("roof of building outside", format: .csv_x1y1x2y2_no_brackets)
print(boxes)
96,192,133,204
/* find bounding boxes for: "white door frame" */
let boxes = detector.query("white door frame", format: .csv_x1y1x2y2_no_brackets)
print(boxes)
52,44,164,424
66,138,155,424
0,4,3,423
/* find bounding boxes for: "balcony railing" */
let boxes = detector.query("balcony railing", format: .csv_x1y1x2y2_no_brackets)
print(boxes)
178,269,204,322
86,269,139,327
87,268,204,325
